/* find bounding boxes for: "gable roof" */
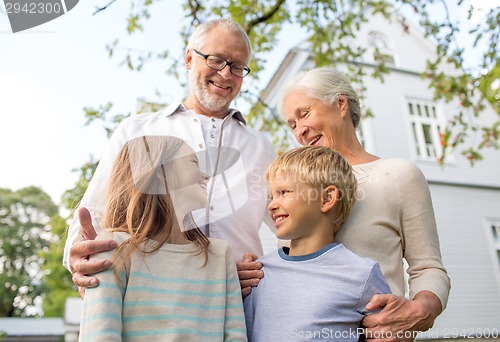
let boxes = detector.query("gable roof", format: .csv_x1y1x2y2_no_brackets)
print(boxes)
261,9,446,106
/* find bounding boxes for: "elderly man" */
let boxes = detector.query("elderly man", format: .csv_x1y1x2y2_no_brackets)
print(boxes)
64,18,275,294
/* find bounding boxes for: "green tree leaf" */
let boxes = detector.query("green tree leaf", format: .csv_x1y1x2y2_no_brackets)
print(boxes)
0,187,57,317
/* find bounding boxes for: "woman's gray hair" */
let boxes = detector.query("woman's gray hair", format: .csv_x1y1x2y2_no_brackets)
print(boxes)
187,18,252,58
278,67,361,129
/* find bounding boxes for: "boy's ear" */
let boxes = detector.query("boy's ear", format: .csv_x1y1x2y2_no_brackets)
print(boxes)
321,185,338,213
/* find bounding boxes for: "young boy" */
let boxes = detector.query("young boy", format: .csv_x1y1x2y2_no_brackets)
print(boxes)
243,146,391,341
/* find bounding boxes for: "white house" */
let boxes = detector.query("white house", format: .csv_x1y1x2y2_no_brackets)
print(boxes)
0,298,82,342
257,10,500,340
0,318,64,342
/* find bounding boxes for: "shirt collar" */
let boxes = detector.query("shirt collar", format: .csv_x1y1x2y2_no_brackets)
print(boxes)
164,101,246,125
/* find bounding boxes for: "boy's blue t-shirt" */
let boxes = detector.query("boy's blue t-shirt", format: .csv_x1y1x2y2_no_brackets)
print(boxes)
243,243,391,341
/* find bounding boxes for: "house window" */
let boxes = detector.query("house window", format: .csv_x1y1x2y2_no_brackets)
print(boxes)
486,219,500,293
356,119,375,154
489,221,500,266
407,99,444,161
367,31,395,66
356,125,366,148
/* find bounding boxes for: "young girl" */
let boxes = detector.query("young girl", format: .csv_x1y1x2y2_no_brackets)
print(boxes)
79,135,247,342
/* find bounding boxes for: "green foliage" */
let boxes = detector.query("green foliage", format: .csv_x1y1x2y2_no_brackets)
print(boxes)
83,103,131,139
67,101,139,209
94,0,499,165
46,159,98,317
479,59,500,115
0,187,57,317
61,158,99,212
39,161,98,317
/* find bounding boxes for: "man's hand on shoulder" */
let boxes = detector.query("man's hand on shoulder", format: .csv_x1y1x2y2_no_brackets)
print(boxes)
69,207,117,298
237,253,264,297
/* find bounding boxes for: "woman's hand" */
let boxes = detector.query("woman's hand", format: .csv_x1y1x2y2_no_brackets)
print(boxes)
362,291,442,341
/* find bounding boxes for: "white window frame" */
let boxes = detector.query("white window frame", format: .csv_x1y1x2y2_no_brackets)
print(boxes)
406,98,446,162
356,125,366,149
367,31,397,67
356,117,376,155
484,219,500,294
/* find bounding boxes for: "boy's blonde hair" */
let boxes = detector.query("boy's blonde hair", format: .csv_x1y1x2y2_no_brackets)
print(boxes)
266,146,357,232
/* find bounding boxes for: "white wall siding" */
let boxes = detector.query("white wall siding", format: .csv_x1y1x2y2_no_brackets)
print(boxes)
357,13,436,72
429,184,500,333
361,71,500,188
362,71,426,159
419,146,500,188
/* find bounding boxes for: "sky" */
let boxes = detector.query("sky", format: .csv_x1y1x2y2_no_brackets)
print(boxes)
0,0,306,207
0,0,494,208
0,1,171,205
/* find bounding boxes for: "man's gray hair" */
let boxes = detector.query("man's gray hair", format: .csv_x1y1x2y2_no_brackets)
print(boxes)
187,18,252,57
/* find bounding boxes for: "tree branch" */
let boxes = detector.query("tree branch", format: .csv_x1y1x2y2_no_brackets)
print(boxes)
187,0,203,25
93,0,117,15
244,0,287,34
439,0,461,58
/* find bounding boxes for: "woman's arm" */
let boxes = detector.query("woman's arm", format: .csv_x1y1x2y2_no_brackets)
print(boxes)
362,291,442,342
398,162,450,310
361,161,450,341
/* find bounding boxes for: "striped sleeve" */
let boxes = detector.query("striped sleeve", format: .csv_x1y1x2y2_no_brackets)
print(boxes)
224,246,248,341
79,268,126,342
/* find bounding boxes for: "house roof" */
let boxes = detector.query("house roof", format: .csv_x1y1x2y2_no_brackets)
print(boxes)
260,9,444,107
0,318,64,336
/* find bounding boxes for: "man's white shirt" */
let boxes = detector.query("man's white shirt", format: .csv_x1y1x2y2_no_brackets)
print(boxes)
63,102,276,267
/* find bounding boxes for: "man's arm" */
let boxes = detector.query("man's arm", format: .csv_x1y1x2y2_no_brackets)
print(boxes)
63,115,135,295
236,253,263,297
70,208,116,297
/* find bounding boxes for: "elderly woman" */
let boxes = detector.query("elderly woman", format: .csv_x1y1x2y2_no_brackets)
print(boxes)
238,67,450,340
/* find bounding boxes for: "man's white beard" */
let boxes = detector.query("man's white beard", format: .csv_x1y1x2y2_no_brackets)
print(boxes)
189,72,232,113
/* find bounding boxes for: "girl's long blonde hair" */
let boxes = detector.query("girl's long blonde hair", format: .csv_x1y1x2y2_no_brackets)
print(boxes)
102,135,210,270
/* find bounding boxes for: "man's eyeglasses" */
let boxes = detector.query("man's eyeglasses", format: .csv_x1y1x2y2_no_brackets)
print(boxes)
193,49,251,78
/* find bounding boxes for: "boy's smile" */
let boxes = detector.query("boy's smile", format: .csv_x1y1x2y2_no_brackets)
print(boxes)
273,215,288,226
267,172,324,241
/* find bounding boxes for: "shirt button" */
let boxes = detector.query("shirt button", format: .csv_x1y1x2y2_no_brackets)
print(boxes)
193,118,198,123
210,134,215,139
210,206,214,211
212,125,216,128
211,118,215,122
198,144,203,149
